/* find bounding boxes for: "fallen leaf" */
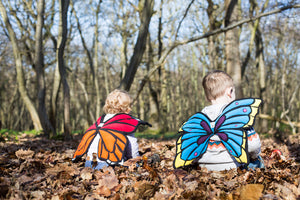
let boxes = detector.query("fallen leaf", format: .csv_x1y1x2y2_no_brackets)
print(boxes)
96,185,111,197
31,190,45,199
134,181,158,200
97,174,119,190
80,167,93,181
0,177,10,197
185,180,198,191
18,175,33,185
50,195,60,200
1,133,300,199
15,149,34,159
236,184,264,200
275,183,298,200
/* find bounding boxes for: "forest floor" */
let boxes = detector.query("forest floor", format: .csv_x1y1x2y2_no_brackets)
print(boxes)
0,131,299,200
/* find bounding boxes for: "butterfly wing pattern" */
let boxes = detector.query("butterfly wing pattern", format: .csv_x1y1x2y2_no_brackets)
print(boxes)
72,117,102,162
174,98,262,169
174,113,213,168
73,113,149,165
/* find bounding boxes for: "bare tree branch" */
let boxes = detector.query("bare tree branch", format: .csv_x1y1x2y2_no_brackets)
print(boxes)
175,0,195,39
258,114,300,128
173,4,300,53
132,4,300,102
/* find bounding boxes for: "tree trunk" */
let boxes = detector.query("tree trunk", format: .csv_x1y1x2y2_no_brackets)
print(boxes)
298,92,300,133
0,0,43,131
157,0,169,132
206,0,221,70
271,61,279,129
255,28,268,132
247,0,269,132
35,0,56,137
192,49,199,111
224,0,243,98
49,63,61,134
159,63,169,133
119,0,154,91
48,0,60,135
241,0,269,78
94,0,103,116
147,34,160,129
57,0,71,139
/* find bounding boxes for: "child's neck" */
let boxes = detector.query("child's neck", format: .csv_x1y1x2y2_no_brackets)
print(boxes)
211,95,232,105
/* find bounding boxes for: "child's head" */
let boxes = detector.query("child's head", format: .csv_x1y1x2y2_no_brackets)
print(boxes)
103,89,132,114
202,70,235,103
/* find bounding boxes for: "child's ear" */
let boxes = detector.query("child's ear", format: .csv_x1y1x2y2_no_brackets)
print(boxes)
226,87,233,98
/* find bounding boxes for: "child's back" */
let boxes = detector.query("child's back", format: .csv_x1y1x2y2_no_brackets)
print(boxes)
73,89,151,170
198,102,262,171
174,70,263,171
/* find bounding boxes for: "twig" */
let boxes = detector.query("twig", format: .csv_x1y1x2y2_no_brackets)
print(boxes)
132,4,300,102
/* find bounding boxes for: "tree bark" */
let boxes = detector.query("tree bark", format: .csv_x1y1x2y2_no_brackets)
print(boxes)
94,0,103,116
255,28,268,132
298,92,300,133
247,0,269,132
206,0,221,70
119,0,154,91
57,0,71,139
35,0,56,137
47,0,60,134
224,0,243,98
0,0,43,131
157,0,168,133
49,63,61,134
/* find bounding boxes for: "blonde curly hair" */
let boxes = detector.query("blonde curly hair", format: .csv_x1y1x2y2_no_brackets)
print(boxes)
103,89,132,114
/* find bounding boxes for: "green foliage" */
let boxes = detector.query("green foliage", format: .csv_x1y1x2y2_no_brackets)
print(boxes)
135,129,178,140
0,129,19,135
278,124,293,133
72,130,83,135
260,132,272,139
0,129,20,142
51,133,65,141
22,129,42,136
0,129,44,142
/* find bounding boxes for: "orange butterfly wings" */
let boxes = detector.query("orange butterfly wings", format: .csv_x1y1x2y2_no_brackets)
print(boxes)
72,114,140,164
73,129,97,159
97,130,127,162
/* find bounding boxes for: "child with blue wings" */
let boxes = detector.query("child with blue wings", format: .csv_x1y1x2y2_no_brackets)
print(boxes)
174,70,264,171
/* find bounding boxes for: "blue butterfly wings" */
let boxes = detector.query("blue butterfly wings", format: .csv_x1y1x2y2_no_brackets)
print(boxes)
174,98,262,169
179,113,211,161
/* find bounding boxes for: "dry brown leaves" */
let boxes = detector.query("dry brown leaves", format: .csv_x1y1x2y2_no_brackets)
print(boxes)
0,134,299,199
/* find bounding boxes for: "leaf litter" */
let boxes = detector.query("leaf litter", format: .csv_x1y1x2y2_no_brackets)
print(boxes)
0,133,299,199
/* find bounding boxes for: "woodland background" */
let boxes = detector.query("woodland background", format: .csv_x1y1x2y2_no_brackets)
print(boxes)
0,0,300,138
0,0,300,199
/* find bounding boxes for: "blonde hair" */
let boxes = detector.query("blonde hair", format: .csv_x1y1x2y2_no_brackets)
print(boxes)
103,89,132,114
202,70,234,102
